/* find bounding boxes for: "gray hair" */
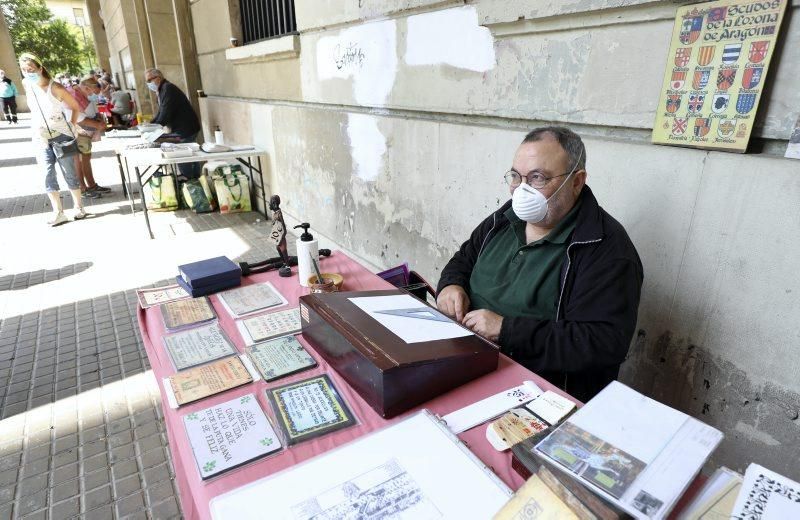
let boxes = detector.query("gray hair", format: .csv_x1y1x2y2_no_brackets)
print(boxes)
522,127,587,172
145,68,163,79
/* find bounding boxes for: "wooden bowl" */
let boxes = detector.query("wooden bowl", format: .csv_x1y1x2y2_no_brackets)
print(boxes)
308,273,344,290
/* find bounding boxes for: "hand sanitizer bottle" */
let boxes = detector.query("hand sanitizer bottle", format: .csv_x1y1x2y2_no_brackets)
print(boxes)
294,223,318,287
214,125,224,145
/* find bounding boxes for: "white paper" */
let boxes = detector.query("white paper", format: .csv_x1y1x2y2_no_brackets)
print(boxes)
183,393,282,480
442,381,542,434
137,284,190,308
569,381,688,463
348,294,473,343
525,390,577,425
731,463,800,520
210,410,511,519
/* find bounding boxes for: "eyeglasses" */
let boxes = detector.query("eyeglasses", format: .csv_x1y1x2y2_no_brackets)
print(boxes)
503,169,572,189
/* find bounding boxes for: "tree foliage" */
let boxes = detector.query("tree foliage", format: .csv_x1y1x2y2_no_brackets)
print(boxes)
1,0,96,75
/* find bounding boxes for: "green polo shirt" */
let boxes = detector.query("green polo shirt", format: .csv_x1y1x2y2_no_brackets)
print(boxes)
468,200,581,320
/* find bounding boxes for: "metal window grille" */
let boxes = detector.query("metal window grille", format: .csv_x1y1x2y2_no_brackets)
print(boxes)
239,0,297,45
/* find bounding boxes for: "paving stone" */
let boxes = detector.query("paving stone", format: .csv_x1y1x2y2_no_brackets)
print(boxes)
150,497,181,520
21,455,49,479
81,484,111,512
111,458,139,481
0,438,22,458
115,490,145,517
144,479,176,506
135,433,162,455
19,508,47,520
23,443,51,464
19,474,49,497
0,502,12,520
52,461,79,484
80,440,106,459
49,496,81,520
0,453,21,472
16,489,47,516
142,463,171,487
80,453,108,475
51,478,80,503
140,446,166,469
79,426,105,444
81,468,110,492
113,474,141,499
0,485,15,503
109,444,135,464
52,449,78,469
81,503,113,519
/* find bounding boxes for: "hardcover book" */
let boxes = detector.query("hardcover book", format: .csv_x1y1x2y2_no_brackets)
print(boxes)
168,356,253,406
299,290,499,418
178,256,241,288
175,275,241,298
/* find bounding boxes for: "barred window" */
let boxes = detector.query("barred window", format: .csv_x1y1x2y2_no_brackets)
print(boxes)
239,0,297,45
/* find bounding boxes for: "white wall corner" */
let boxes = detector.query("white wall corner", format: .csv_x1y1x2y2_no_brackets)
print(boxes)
225,34,300,64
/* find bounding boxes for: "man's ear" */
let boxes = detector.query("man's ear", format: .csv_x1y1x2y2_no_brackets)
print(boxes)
572,169,587,196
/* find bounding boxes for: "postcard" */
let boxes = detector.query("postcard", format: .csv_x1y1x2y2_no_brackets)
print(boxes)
218,282,287,318
183,394,282,480
161,296,216,331
246,336,316,382
536,421,646,499
266,374,355,445
163,322,238,371
237,307,302,345
169,356,253,406
136,284,190,309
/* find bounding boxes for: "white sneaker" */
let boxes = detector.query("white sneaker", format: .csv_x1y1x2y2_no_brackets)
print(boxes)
48,212,69,227
72,208,88,220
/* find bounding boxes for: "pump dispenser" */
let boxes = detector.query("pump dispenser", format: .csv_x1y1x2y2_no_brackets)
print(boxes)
294,223,318,287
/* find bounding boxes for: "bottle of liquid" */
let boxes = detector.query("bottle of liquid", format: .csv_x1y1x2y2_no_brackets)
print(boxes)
294,223,318,287
214,125,224,145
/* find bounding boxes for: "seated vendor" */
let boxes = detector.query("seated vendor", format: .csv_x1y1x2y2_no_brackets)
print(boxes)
436,127,643,402
145,68,201,179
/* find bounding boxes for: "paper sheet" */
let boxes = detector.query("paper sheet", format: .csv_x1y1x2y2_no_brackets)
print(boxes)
349,294,473,343
210,411,511,519
731,463,800,520
442,381,542,434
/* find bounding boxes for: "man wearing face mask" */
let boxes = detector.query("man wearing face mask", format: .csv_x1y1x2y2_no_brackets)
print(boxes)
145,68,201,179
436,127,643,401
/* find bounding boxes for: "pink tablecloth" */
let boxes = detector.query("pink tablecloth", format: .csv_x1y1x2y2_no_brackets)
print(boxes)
137,251,576,520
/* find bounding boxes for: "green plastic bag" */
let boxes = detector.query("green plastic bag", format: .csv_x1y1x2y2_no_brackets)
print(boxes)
181,178,215,213
144,174,178,211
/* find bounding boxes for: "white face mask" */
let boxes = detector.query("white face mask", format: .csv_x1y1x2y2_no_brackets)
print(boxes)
511,149,583,224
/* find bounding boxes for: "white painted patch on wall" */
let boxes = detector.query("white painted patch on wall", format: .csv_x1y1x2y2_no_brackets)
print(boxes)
346,113,387,182
735,421,781,446
316,20,397,105
405,6,495,72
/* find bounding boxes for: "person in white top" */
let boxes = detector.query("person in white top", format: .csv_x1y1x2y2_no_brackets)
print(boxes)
18,53,91,226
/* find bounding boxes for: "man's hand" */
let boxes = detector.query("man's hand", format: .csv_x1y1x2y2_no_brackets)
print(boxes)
462,309,503,342
436,285,470,322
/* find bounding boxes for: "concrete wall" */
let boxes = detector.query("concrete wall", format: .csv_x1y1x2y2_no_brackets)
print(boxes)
0,9,27,112
190,0,800,479
86,0,112,72
99,0,202,118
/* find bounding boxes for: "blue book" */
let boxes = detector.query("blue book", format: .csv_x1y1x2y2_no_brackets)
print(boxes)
178,256,241,289
175,275,241,297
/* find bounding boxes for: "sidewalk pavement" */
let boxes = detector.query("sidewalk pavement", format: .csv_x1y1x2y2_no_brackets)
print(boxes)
0,115,278,519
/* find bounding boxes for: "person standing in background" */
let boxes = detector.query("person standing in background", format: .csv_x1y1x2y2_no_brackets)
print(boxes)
19,52,89,226
0,70,19,124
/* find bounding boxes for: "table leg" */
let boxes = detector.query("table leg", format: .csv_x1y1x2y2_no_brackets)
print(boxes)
135,166,154,239
115,153,128,198
124,156,135,215
257,155,267,219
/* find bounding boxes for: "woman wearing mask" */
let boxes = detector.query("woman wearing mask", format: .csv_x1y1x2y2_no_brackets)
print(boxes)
18,53,89,226
0,70,19,124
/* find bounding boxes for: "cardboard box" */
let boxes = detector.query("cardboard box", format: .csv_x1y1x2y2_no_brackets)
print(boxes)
299,289,499,418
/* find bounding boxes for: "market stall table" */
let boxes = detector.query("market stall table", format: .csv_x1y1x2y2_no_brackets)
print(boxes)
137,251,578,520
122,146,268,239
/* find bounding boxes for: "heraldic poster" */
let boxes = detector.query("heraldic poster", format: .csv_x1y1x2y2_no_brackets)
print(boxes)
652,0,787,152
